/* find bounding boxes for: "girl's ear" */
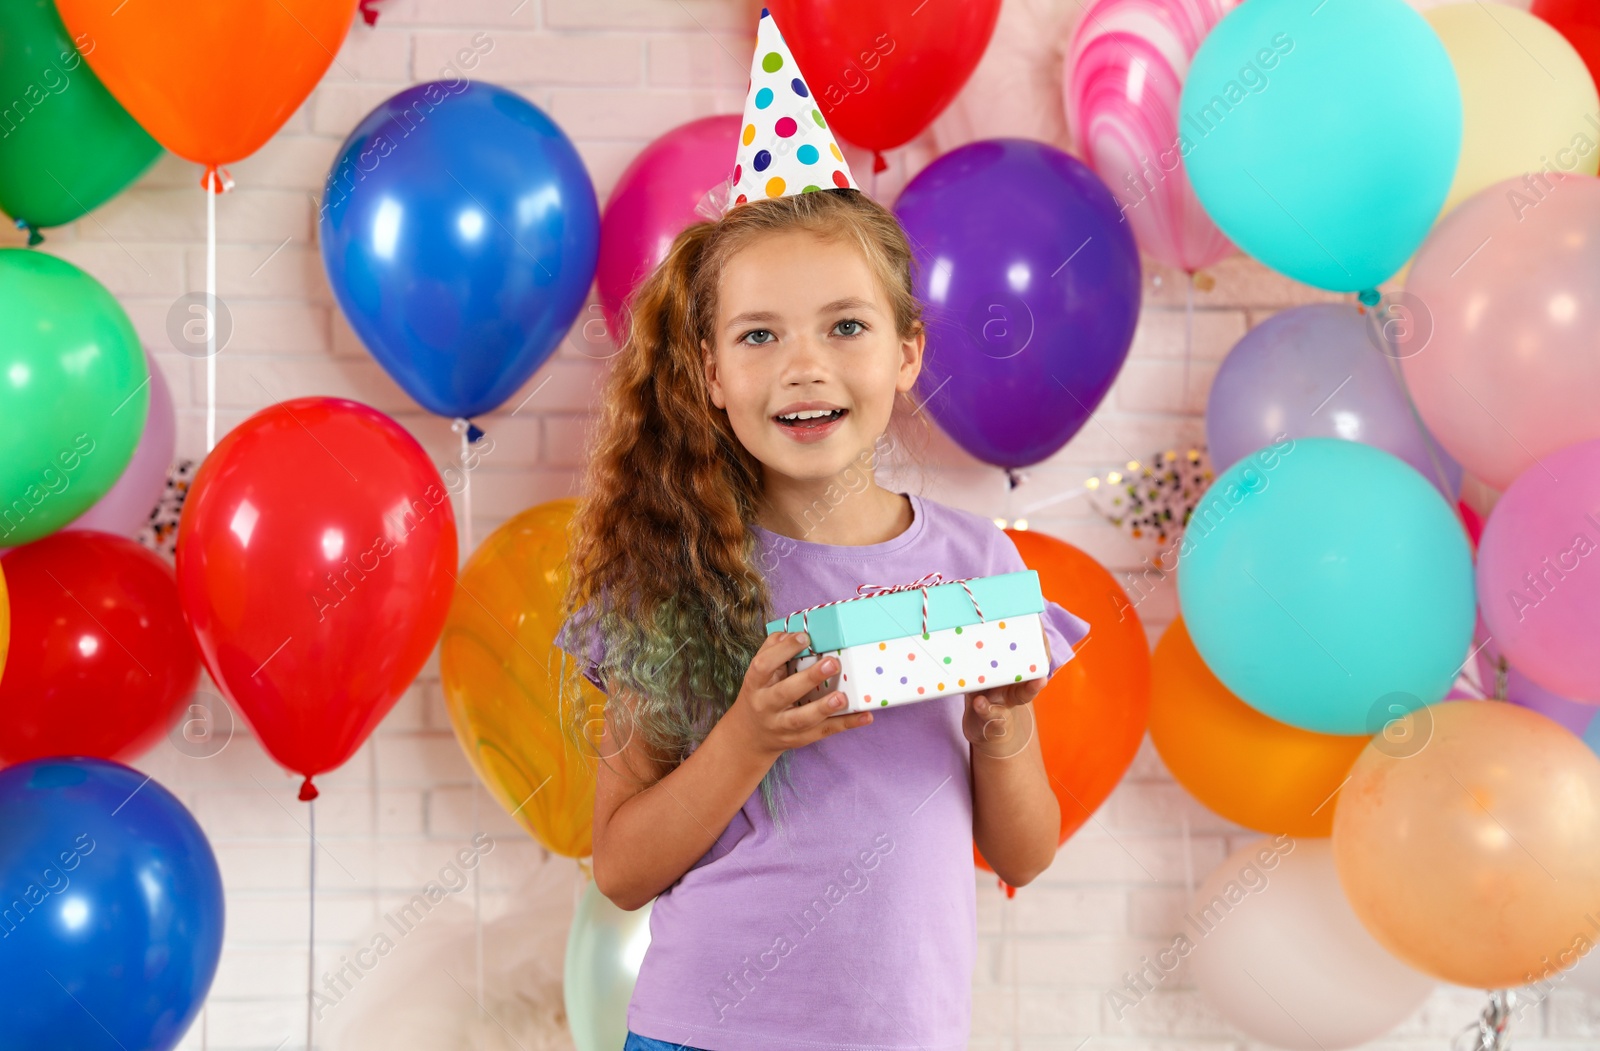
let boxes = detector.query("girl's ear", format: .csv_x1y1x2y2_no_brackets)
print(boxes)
896,323,925,394
702,337,726,410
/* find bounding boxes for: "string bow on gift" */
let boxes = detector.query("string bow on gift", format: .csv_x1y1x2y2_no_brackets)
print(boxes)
782,571,986,654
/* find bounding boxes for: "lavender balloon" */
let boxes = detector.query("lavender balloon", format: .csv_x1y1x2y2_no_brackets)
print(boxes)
1206,303,1461,500
895,138,1140,470
68,347,175,537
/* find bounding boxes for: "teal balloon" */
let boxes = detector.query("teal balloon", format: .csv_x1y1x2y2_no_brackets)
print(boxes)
564,879,653,1051
1178,0,1461,294
0,248,148,547
1176,437,1474,735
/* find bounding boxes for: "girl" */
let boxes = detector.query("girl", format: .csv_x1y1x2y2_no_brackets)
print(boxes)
555,187,1090,1051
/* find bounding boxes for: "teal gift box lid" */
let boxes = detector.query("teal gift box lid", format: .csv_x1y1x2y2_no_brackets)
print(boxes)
764,570,1045,655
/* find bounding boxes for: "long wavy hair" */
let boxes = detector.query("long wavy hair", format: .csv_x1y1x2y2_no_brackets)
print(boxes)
557,187,932,835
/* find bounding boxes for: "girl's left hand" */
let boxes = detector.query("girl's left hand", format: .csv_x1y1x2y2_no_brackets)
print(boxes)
962,630,1050,757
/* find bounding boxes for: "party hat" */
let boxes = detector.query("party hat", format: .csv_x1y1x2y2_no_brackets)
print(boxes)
724,7,858,212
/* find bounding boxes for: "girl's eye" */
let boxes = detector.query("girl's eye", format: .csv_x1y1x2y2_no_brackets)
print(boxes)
834,319,866,337
740,329,776,346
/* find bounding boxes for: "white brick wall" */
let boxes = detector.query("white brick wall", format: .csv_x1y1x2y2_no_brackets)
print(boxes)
14,0,1588,1048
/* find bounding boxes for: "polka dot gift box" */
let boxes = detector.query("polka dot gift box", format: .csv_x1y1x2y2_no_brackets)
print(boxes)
764,571,1051,714
724,7,859,212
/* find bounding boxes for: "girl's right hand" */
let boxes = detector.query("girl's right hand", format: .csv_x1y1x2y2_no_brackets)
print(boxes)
728,631,873,758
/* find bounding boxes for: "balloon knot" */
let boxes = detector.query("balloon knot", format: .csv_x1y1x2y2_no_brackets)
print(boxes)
359,0,383,25
298,776,319,802
998,876,1015,899
872,151,888,174
1357,288,1381,307
23,223,42,247
451,417,486,443
201,166,236,194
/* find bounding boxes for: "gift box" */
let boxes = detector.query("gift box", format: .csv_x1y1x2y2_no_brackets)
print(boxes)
764,570,1050,713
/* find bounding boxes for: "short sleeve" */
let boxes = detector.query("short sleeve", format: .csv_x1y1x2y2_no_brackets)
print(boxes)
553,603,609,695
988,530,1091,680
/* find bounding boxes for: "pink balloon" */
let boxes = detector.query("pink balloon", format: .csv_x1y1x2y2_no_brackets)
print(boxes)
1404,174,1600,490
1063,0,1238,272
1477,437,1600,702
68,348,175,538
597,114,741,345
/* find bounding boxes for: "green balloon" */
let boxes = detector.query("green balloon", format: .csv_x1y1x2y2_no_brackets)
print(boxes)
0,248,148,547
0,0,163,234
564,879,653,1051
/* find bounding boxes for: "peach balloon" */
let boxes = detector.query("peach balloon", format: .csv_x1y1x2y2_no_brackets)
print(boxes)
1402,174,1600,490
1332,700,1600,989
1151,618,1368,837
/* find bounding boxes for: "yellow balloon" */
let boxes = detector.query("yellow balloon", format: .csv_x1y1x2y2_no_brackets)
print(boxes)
1427,3,1600,220
1150,618,1368,838
440,499,597,858
1332,700,1600,989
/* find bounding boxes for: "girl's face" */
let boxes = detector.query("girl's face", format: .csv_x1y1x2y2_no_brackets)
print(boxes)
702,229,923,487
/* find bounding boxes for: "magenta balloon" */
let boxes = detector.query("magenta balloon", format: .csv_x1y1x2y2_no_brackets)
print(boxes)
1206,303,1461,500
1403,174,1600,490
894,138,1141,470
1064,0,1238,272
67,348,175,538
1477,437,1600,702
596,114,742,343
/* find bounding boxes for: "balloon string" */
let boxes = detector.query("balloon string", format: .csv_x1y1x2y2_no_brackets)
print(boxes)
1003,882,1018,1051
472,777,485,1051
206,182,217,454
1367,294,1456,509
1183,271,1195,407
306,798,317,1051
453,419,475,559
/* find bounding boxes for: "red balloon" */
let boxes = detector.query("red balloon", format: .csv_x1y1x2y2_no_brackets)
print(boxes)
769,0,1002,155
1533,0,1600,91
975,530,1152,885
0,531,199,766
176,398,457,799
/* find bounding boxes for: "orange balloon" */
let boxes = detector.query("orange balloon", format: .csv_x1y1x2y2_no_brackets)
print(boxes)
56,0,360,171
439,500,597,858
976,530,1151,876
1333,700,1600,988
1151,618,1368,837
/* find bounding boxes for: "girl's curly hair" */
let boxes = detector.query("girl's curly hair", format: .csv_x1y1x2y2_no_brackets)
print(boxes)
557,187,932,834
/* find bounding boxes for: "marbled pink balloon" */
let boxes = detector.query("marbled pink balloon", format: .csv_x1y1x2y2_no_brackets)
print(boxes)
1065,0,1238,272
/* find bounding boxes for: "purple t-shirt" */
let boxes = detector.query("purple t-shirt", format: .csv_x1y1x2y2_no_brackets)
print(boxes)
554,491,1091,1051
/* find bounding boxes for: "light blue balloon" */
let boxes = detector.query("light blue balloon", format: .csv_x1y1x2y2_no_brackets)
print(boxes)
564,879,653,1051
1176,437,1474,734
1178,0,1461,295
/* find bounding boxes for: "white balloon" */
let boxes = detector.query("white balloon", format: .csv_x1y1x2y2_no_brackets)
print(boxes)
1188,837,1435,1049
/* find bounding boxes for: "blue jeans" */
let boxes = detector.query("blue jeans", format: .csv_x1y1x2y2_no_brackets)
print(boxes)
623,1032,710,1051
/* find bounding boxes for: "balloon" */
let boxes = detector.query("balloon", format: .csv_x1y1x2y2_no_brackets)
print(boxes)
1178,0,1461,294
597,115,741,345
1205,303,1461,501
0,756,224,1051
976,529,1150,875
1186,838,1434,1049
1534,0,1600,92
64,348,176,539
175,397,457,799
55,0,359,174
1476,437,1600,701
1402,176,1600,490
1332,700,1600,988
564,877,653,1051
0,0,162,234
1177,437,1475,734
0,249,149,547
895,139,1141,469
320,81,600,419
0,531,198,765
440,499,597,858
769,0,1002,154
1425,4,1599,222
1064,0,1239,273
1150,618,1367,837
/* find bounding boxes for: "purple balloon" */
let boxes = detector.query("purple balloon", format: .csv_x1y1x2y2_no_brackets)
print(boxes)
68,347,174,537
1472,611,1597,737
895,138,1140,470
1207,304,1462,500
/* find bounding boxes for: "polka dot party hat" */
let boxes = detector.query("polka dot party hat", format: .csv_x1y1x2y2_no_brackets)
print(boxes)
725,7,858,212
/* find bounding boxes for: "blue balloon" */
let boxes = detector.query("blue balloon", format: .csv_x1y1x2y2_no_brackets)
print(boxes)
1176,437,1474,735
0,757,224,1051
1178,0,1461,295
895,138,1141,471
320,80,601,419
